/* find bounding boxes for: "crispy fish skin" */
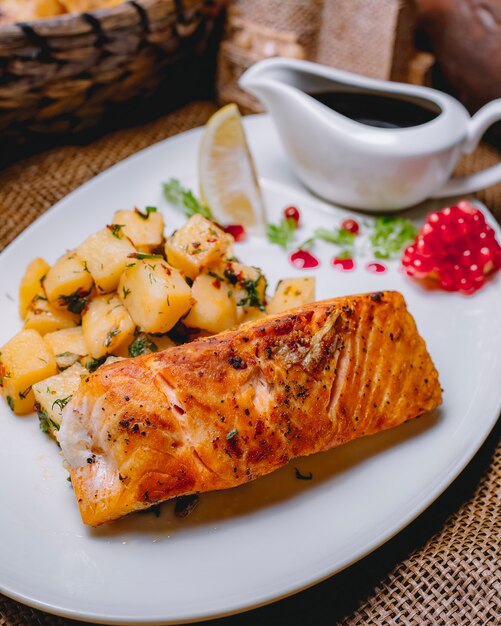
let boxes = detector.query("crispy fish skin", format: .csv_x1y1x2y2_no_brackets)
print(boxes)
59,291,442,526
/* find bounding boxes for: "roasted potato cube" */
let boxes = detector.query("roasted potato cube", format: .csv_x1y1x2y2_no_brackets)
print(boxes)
238,308,269,325
184,273,238,334
32,362,86,438
24,297,80,335
19,258,50,319
267,277,316,315
210,260,267,322
113,208,164,251
82,294,136,359
43,251,93,311
226,262,267,322
153,334,176,352
44,327,88,369
118,260,192,333
0,329,58,414
77,226,135,293
164,214,233,279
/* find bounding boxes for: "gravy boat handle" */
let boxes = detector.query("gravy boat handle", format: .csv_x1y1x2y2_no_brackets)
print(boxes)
432,99,501,199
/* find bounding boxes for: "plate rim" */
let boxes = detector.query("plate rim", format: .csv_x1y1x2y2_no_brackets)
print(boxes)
1,114,500,625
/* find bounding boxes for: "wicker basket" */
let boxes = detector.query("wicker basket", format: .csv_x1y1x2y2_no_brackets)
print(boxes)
0,0,226,150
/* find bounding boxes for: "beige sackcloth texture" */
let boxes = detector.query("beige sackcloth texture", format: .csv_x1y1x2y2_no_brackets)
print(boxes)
0,1,500,623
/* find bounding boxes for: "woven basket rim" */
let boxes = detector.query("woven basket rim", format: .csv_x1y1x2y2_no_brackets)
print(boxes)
0,0,182,34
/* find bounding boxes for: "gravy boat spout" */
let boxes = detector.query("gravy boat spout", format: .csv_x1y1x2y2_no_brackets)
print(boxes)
239,58,501,211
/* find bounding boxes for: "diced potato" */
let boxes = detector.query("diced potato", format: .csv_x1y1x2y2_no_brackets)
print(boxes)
153,334,176,352
19,258,50,319
0,329,58,415
184,273,238,334
164,214,233,279
113,208,164,251
238,308,269,325
82,294,136,359
32,362,86,438
77,226,136,293
44,250,93,310
118,260,192,333
44,327,88,369
267,277,316,315
225,261,267,322
24,297,80,335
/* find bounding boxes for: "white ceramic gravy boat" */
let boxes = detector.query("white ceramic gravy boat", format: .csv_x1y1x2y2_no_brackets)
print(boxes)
239,57,501,211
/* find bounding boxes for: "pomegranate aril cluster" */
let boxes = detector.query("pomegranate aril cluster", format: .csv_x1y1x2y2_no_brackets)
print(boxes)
402,201,501,294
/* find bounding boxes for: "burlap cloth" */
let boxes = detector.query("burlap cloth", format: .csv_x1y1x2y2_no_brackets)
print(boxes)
0,102,500,625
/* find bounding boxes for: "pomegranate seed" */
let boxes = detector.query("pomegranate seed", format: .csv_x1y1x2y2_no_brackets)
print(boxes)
401,202,501,294
341,218,360,235
284,206,300,225
332,257,355,271
366,262,387,274
289,249,319,269
224,224,246,242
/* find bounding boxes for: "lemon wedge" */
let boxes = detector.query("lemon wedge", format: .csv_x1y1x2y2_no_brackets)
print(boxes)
199,104,266,235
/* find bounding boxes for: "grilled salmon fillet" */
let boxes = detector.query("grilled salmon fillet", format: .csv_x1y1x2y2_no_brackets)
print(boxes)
59,291,442,526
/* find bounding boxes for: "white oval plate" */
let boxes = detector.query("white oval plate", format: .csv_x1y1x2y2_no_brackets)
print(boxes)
0,115,500,625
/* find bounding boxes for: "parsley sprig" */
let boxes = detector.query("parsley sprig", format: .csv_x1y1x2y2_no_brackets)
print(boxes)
163,179,213,220
266,217,297,249
135,206,157,220
58,288,90,315
370,217,417,259
52,396,72,411
128,252,164,260
128,335,158,357
313,227,356,247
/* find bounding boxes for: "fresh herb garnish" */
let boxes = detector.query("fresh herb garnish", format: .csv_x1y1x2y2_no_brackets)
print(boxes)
107,223,125,239
58,288,90,315
122,286,131,299
128,335,158,358
210,267,266,309
163,178,213,219
127,253,164,260
6,395,14,411
104,328,121,348
223,267,239,285
208,270,226,283
370,217,417,259
266,217,297,249
18,385,32,400
226,428,238,440
294,467,313,480
237,276,266,310
35,404,50,433
52,395,72,411
85,356,107,372
298,227,356,258
313,227,356,247
135,206,157,220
